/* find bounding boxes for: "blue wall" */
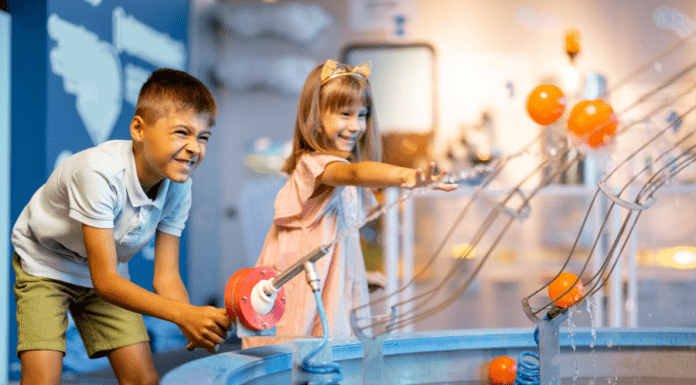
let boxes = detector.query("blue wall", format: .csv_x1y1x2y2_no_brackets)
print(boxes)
8,0,189,379
8,2,48,378
1,9,11,384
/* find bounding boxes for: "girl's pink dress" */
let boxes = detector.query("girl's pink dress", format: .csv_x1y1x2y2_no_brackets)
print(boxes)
242,152,377,349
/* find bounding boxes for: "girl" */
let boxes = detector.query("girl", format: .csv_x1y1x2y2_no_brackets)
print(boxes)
242,60,456,349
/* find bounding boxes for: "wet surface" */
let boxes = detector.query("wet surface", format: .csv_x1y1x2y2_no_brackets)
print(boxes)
419,378,696,385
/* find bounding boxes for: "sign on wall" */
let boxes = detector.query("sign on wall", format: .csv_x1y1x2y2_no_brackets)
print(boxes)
349,0,416,39
46,1,187,170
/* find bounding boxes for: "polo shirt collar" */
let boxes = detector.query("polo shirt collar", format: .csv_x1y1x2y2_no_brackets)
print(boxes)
124,143,169,209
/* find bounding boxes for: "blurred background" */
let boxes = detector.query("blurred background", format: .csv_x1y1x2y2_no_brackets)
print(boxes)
3,0,696,382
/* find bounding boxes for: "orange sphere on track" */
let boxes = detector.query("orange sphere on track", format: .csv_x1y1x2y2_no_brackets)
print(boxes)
548,272,585,308
489,356,517,384
567,99,618,147
526,84,566,125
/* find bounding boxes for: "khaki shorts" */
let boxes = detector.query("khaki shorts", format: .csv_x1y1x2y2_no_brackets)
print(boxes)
13,253,149,358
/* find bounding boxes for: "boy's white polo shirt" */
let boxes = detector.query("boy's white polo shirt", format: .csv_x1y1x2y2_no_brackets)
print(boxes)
11,140,192,288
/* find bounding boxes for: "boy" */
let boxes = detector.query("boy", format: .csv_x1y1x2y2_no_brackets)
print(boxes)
11,68,230,385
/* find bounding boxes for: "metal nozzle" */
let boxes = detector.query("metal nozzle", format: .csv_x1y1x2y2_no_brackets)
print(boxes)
263,244,330,294
303,260,320,292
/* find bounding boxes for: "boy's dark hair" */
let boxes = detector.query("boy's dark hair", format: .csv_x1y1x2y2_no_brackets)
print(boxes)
136,68,217,127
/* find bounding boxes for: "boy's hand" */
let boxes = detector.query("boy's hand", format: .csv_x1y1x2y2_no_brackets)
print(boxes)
177,306,231,354
402,162,458,192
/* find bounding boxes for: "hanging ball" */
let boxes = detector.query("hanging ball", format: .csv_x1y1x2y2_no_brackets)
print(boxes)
548,272,585,308
489,356,517,384
526,84,566,125
567,99,618,147
565,29,580,55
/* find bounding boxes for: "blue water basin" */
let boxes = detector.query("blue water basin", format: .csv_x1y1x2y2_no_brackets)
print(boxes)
160,327,696,384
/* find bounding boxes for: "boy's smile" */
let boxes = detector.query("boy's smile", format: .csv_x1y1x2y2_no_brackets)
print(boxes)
131,106,212,194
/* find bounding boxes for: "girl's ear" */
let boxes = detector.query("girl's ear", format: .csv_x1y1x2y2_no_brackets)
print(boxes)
130,116,145,142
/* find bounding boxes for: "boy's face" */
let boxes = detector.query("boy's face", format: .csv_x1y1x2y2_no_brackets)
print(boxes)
131,106,212,191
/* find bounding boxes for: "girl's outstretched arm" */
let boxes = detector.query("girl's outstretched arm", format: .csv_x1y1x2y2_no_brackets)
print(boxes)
320,161,457,191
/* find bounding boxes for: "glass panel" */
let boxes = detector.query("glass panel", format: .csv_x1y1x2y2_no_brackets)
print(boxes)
343,44,435,134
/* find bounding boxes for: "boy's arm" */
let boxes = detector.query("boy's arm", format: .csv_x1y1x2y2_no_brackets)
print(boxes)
320,161,457,191
83,224,230,353
152,230,189,304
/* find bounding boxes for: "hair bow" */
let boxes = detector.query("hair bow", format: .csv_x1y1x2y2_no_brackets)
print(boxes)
320,60,371,85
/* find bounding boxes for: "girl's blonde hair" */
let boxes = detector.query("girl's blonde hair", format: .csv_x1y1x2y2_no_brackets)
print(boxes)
282,61,381,174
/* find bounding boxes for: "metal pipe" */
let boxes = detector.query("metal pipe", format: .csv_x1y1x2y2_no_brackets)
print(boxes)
266,244,331,295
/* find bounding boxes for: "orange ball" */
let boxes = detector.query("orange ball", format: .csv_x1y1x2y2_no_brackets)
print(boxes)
489,356,517,384
567,99,618,147
565,29,580,54
526,84,566,125
548,272,585,308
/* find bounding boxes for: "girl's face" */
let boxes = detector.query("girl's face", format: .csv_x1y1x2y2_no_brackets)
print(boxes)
321,100,368,154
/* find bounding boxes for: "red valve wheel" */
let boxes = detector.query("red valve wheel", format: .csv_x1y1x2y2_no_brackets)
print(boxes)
224,267,286,331
224,268,248,323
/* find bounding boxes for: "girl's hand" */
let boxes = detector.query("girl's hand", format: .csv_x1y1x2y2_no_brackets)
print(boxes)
401,162,458,191
177,305,231,354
